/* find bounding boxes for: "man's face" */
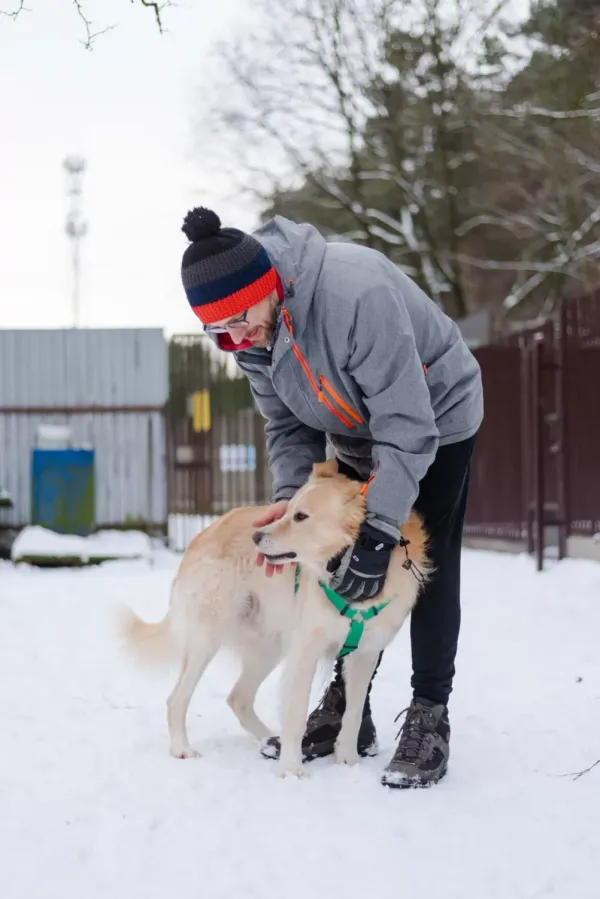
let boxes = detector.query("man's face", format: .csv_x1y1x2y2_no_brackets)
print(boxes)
207,290,279,348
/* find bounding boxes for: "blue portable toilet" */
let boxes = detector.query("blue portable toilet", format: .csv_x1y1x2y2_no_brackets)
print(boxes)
31,425,95,536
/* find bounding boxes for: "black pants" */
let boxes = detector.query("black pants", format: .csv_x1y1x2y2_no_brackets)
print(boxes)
335,435,476,709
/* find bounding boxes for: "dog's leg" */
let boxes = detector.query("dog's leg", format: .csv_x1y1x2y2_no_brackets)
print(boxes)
277,635,322,779
227,640,280,742
167,640,217,759
335,650,381,766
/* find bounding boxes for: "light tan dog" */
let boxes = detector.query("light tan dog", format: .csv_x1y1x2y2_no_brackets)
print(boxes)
122,460,429,777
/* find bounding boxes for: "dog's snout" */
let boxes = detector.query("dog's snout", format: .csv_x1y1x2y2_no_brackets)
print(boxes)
252,530,264,547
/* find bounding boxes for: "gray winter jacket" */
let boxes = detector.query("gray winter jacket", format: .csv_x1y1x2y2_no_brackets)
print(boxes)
210,216,483,543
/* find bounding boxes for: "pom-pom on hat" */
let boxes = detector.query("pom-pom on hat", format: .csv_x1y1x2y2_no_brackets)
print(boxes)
180,207,277,325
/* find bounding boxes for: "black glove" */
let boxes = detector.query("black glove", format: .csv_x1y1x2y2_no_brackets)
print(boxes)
327,522,395,601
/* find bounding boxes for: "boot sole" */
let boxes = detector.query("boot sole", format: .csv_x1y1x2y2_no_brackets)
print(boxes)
381,764,448,789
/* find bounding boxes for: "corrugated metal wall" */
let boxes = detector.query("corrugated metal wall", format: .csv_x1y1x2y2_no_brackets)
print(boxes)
0,328,168,529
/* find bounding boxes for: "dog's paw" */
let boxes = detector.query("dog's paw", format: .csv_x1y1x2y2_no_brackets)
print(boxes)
260,736,280,760
170,744,200,760
335,744,360,766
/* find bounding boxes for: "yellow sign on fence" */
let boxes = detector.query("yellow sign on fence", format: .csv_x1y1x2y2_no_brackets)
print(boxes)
191,390,211,432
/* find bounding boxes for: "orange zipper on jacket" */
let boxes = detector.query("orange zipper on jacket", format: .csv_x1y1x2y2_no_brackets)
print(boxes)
319,376,364,425
283,308,363,430
291,345,355,428
360,472,376,496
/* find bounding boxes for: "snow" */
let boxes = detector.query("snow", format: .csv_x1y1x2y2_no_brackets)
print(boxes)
1,548,599,899
10,526,152,564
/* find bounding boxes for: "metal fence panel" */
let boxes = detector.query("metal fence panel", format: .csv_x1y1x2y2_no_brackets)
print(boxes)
465,290,600,557
0,328,167,530
565,346,600,535
165,335,272,549
0,328,166,407
464,345,525,540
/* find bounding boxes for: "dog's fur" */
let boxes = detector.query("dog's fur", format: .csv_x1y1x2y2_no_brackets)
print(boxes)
122,460,430,777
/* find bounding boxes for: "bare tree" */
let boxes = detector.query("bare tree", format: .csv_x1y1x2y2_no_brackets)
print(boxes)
460,9,600,319
203,0,400,234
201,0,518,319
351,0,519,316
201,0,600,321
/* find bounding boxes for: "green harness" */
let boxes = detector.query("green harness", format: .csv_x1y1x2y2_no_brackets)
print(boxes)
293,564,390,658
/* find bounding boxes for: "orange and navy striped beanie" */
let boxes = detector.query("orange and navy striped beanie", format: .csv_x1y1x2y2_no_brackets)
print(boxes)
180,207,278,325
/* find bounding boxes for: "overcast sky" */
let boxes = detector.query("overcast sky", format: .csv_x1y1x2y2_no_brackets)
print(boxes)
0,0,258,335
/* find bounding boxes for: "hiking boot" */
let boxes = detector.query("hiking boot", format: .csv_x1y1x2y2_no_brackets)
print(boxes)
260,681,378,762
381,698,450,788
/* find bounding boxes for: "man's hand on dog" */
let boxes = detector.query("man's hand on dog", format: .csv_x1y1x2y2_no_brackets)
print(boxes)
252,501,290,577
328,522,395,600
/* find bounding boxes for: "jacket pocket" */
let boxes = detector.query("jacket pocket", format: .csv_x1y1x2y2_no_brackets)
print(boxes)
290,345,355,428
319,376,364,426
283,307,363,430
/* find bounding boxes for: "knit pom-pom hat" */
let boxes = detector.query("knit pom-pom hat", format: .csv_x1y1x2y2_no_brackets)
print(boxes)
180,207,277,325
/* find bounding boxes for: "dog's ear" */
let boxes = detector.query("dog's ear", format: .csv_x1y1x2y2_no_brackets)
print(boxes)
310,460,339,480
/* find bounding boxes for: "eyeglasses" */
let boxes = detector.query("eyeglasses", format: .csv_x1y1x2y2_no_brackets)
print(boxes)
204,309,250,335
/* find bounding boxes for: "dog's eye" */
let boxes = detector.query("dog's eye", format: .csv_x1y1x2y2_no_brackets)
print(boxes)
293,512,309,523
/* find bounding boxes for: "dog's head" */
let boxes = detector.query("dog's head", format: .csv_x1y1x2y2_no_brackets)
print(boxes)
252,460,366,572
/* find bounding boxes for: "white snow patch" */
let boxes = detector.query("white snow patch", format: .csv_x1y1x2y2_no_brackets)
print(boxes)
1,549,599,899
11,526,152,563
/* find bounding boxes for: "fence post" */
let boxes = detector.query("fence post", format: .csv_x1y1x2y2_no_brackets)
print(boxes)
556,303,569,560
521,339,533,553
532,338,545,571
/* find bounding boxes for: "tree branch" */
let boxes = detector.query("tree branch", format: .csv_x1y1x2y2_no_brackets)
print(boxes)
0,0,28,17
561,758,600,782
137,0,169,34
454,254,569,274
73,0,114,50
504,270,549,310
488,104,600,121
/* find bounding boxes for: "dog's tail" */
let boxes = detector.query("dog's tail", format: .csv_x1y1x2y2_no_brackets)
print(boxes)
119,598,179,668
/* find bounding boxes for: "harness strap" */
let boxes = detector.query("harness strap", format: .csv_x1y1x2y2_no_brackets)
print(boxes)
293,565,389,658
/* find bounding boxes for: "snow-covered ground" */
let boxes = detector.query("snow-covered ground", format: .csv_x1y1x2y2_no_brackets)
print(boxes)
11,526,153,564
1,547,599,899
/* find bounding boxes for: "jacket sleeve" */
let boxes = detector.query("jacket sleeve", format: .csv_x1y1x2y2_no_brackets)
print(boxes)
346,284,440,542
236,358,327,502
